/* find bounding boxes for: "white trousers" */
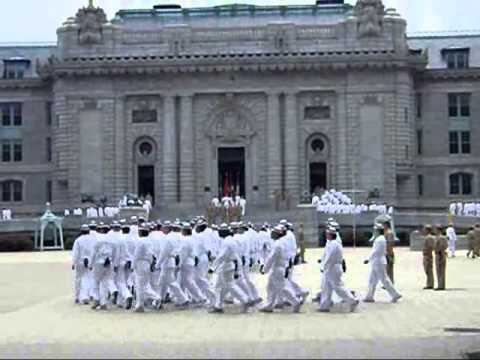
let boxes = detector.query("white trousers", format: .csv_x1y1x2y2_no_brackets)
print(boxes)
263,267,299,310
92,264,117,306
134,261,160,310
365,263,400,301
179,265,205,303
194,261,216,306
214,270,249,309
239,265,260,301
114,267,132,304
319,265,356,311
448,239,456,257
74,265,90,302
158,267,188,305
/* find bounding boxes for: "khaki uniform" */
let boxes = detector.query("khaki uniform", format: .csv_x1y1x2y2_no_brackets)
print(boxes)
297,229,306,263
423,235,435,289
385,231,395,284
434,235,448,290
474,228,480,257
466,230,476,258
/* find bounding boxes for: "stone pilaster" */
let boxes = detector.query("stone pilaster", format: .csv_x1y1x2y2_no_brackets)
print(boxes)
284,91,300,202
113,96,127,199
179,94,195,202
161,94,177,204
267,92,282,198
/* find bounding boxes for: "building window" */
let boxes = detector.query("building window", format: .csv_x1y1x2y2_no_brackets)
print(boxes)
46,137,52,162
417,130,423,155
46,102,53,126
0,103,22,126
450,173,473,195
416,93,422,118
442,49,469,69
449,131,470,154
139,141,153,156
2,59,30,79
46,180,52,202
417,175,424,197
1,140,22,162
304,106,331,120
448,93,470,117
1,180,23,202
311,139,326,153
132,109,157,123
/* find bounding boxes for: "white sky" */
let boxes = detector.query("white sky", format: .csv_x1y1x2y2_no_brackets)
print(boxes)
1,0,479,43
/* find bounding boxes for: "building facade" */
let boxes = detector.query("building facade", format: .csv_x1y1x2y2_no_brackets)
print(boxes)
0,0,479,213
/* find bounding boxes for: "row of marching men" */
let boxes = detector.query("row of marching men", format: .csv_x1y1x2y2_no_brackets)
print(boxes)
71,217,310,313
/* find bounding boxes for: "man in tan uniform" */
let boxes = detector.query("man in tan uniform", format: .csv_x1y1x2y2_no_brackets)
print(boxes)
422,225,435,290
297,223,307,264
466,226,476,259
474,224,480,258
434,225,448,291
383,221,395,284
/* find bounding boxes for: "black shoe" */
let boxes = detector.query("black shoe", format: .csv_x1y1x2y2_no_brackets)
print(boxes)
125,297,133,310
423,287,434,290
112,291,119,305
434,288,445,291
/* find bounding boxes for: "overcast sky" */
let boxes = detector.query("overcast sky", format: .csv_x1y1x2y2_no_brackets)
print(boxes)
0,0,478,43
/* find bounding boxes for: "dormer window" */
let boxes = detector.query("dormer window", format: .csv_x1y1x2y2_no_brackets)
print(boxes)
442,48,469,69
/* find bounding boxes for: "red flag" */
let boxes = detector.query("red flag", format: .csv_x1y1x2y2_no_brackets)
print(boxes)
223,172,230,198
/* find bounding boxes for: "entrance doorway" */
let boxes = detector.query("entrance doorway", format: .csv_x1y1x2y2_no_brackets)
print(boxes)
310,162,327,193
218,147,245,198
138,165,155,204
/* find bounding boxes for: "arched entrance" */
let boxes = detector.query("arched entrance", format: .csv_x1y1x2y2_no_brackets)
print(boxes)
134,137,157,205
306,134,330,194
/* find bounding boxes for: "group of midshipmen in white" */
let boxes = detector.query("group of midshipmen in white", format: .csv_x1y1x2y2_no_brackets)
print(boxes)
312,190,392,215
1,208,13,221
449,202,480,217
72,215,403,314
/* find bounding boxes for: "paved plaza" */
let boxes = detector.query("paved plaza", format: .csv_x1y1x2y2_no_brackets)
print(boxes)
0,248,479,359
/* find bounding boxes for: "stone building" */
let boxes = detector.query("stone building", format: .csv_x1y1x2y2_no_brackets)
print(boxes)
0,0,479,214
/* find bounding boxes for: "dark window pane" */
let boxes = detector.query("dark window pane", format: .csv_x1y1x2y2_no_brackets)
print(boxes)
46,102,52,126
132,110,157,123
450,174,460,195
448,94,458,117
447,53,455,69
462,174,472,195
13,181,22,202
13,143,22,162
46,138,52,162
1,104,11,126
416,94,422,118
46,180,52,202
13,104,22,126
1,182,11,202
460,94,470,117
2,142,11,162
418,175,424,196
461,132,471,154
417,130,423,155
449,132,459,154
304,106,331,120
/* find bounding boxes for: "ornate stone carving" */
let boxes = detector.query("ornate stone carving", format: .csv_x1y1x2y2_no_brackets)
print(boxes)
206,103,256,143
75,3,107,45
354,0,385,38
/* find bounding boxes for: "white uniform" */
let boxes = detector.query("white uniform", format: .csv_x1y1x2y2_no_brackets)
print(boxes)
193,230,216,306
157,231,188,305
179,234,206,303
446,226,457,257
133,235,160,311
261,239,300,311
212,235,249,309
112,230,133,306
364,235,401,302
319,239,357,311
71,233,91,303
283,230,307,298
91,232,118,307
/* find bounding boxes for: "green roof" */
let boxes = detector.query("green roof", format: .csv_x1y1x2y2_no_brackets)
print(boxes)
116,3,353,20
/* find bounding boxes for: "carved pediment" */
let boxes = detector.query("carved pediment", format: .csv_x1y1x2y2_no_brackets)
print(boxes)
75,5,107,45
354,0,385,38
206,106,256,142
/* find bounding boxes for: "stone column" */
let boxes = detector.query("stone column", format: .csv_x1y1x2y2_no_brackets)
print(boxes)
284,91,299,205
161,94,177,204
113,96,127,200
267,92,282,199
179,94,195,203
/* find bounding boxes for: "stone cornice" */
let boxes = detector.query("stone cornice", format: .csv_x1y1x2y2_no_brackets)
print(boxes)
0,78,48,90
419,68,480,81
44,51,426,77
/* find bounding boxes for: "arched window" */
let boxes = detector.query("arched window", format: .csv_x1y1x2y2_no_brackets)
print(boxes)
449,173,473,195
1,180,23,202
